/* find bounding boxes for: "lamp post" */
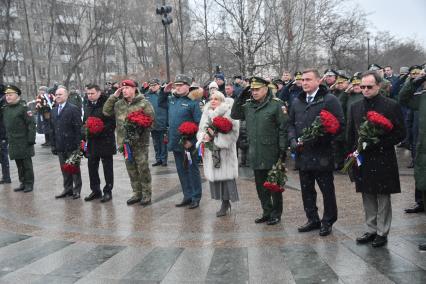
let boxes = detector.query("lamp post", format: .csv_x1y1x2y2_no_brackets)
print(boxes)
366,32,370,68
156,1,173,82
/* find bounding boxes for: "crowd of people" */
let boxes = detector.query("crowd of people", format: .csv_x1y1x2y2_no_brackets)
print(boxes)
0,62,425,250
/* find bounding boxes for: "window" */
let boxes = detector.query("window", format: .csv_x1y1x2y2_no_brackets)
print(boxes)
53,65,59,76
27,64,32,76
33,23,40,34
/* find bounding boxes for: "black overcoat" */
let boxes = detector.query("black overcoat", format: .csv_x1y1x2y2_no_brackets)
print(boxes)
82,95,116,158
347,94,405,194
288,85,345,171
50,102,82,153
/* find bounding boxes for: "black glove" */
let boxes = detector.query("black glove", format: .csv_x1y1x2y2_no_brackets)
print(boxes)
290,139,298,152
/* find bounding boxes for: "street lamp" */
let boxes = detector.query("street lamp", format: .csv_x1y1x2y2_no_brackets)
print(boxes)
156,1,173,82
366,32,370,68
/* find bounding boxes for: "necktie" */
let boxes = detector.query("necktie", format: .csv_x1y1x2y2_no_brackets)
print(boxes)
307,95,314,103
58,105,62,115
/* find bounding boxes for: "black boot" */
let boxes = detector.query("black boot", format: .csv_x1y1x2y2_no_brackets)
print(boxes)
14,184,25,192
100,191,112,203
216,200,231,217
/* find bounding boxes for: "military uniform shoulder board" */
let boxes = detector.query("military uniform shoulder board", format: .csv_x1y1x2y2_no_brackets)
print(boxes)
245,98,252,102
272,97,282,102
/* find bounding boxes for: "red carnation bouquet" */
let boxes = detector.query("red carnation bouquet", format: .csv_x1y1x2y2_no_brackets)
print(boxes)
263,158,288,193
123,109,153,144
342,111,394,174
61,149,83,174
178,121,199,145
298,109,340,147
85,117,104,137
119,109,153,162
204,116,233,151
178,121,199,168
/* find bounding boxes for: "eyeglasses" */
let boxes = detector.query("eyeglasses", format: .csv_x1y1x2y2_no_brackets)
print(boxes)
359,85,375,90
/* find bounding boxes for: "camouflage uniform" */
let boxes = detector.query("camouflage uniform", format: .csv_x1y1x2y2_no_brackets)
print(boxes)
103,93,155,201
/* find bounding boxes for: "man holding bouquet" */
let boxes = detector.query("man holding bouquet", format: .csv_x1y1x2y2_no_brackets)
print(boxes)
347,71,405,247
82,84,116,203
103,80,155,206
159,74,203,209
288,69,344,236
231,76,288,225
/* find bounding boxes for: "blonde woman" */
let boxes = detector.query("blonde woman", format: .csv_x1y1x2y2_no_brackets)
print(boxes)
197,91,240,216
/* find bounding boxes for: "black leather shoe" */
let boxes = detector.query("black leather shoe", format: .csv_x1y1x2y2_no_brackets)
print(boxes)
372,235,387,247
266,217,281,225
0,179,11,184
84,192,102,201
55,190,73,198
319,224,332,236
23,185,33,193
419,244,426,251
356,232,377,244
152,161,162,167
13,184,25,192
127,196,142,205
140,199,152,206
404,204,425,213
254,216,270,224
188,201,199,209
72,193,80,199
100,192,112,203
298,221,321,232
161,163,167,167
175,199,192,207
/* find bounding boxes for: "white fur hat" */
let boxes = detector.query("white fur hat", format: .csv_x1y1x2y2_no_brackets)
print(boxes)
208,81,219,89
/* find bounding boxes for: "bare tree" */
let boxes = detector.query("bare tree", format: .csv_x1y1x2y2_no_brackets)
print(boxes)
0,0,14,84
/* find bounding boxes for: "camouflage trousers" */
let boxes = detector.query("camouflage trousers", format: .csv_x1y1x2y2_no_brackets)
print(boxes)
124,145,152,201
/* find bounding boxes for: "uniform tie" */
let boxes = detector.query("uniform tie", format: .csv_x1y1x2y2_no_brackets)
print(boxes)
307,95,314,103
58,105,62,115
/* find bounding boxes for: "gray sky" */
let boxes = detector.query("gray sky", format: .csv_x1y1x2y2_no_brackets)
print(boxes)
353,0,426,47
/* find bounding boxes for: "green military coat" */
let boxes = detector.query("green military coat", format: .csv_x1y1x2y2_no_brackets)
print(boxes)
2,99,36,160
103,93,155,148
231,91,288,170
399,79,426,191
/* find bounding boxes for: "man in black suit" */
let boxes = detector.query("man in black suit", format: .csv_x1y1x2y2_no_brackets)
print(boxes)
51,86,82,199
288,69,345,237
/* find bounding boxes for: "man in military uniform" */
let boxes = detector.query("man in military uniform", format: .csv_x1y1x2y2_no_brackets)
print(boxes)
103,79,155,206
0,84,11,184
368,64,392,98
231,76,288,225
2,85,36,192
323,69,338,89
145,78,168,167
160,74,203,209
332,71,350,170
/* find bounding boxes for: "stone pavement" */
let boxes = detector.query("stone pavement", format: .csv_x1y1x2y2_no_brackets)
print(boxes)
0,135,425,283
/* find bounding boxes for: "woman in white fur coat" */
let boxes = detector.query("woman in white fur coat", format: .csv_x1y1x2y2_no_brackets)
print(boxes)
196,90,240,217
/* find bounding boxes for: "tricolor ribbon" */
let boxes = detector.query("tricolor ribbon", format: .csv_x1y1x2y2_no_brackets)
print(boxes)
124,143,133,162
43,93,53,109
198,143,205,158
353,150,363,166
185,150,192,166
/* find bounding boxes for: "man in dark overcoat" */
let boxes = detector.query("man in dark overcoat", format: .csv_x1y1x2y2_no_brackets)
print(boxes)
288,69,344,236
347,71,405,247
82,84,116,202
51,86,83,199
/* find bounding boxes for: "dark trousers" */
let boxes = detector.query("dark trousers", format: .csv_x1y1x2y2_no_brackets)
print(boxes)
254,169,283,219
58,152,82,194
87,155,113,193
151,130,168,164
15,158,34,186
299,170,337,225
173,150,202,202
0,140,10,181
